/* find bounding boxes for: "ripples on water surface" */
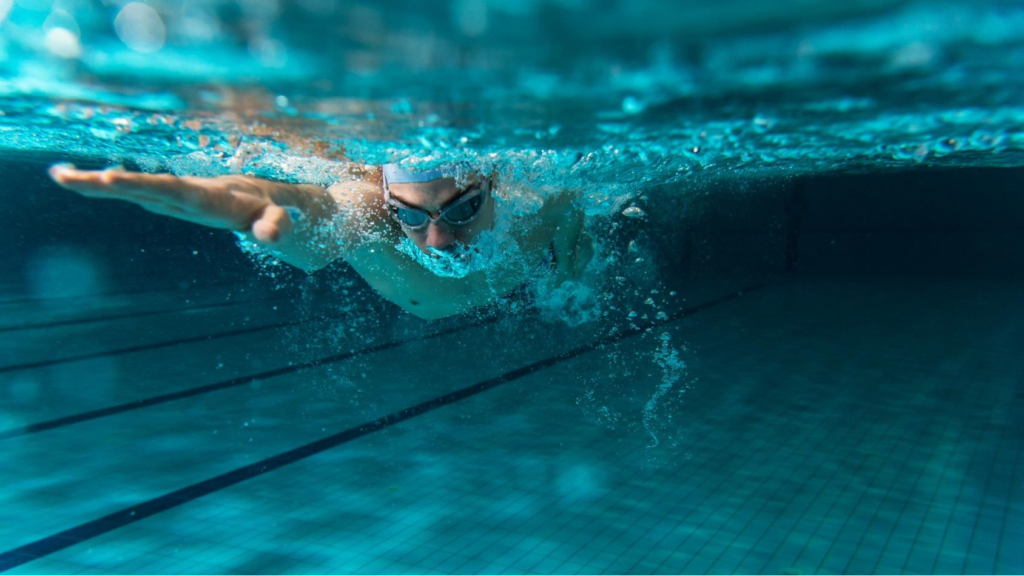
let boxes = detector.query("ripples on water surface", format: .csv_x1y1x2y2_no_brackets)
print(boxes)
1,0,1022,194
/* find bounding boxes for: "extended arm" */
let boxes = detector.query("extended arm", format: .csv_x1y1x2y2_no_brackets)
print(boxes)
49,166,387,272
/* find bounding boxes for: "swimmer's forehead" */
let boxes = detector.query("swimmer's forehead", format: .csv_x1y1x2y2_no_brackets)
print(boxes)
383,163,487,206
382,163,486,186
388,177,485,208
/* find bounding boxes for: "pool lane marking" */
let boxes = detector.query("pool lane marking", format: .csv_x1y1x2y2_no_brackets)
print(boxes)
0,310,341,374
0,314,501,441
0,292,294,333
0,279,248,307
0,283,766,572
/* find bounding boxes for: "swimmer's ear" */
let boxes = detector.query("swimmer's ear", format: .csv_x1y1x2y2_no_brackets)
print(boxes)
251,204,293,244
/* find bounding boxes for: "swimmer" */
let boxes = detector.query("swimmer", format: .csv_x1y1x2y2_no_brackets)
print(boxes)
49,163,593,319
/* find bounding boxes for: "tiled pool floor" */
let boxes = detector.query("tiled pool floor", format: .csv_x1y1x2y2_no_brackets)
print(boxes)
1,277,1021,574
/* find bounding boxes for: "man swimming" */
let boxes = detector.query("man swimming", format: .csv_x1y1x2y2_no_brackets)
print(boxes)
49,163,593,319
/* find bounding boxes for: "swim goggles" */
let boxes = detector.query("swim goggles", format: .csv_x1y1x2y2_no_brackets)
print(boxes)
382,166,490,231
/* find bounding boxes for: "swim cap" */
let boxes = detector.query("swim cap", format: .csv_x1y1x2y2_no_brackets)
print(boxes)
382,163,449,184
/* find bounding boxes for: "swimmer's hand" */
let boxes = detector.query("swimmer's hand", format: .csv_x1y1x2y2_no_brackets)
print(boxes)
49,165,294,244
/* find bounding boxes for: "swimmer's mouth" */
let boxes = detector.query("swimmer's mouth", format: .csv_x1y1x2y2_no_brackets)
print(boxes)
426,244,477,259
428,252,469,263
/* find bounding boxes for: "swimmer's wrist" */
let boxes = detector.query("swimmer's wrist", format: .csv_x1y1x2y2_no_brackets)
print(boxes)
264,182,336,215
213,176,333,216
233,205,340,272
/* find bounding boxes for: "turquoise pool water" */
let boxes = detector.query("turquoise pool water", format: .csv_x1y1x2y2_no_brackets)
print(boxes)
1,1,1023,574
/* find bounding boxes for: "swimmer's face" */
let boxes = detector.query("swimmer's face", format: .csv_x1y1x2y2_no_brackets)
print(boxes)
386,176,495,254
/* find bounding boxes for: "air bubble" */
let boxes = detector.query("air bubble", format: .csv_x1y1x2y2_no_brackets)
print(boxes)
934,138,961,155
752,115,776,133
44,27,81,59
622,96,646,115
114,2,166,53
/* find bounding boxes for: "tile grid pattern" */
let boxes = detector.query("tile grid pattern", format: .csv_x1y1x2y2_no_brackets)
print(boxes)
981,384,1024,575
3,280,1023,574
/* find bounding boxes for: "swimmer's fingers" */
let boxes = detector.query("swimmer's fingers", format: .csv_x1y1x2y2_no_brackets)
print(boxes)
50,166,276,232
49,165,126,199
74,167,201,202
51,167,215,223
250,204,293,244
49,165,197,204
99,170,196,203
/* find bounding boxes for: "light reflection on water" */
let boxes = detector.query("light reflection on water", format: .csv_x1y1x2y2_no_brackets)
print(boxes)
0,0,1020,192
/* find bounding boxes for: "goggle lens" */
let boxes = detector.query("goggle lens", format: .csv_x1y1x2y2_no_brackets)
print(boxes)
395,207,428,227
444,194,484,224
395,207,430,228
384,180,489,230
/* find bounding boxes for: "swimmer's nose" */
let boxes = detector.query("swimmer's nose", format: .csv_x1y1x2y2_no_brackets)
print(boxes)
424,221,456,251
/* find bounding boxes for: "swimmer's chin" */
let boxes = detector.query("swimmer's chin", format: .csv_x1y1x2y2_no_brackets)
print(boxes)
395,238,492,278
427,251,470,262
423,245,475,259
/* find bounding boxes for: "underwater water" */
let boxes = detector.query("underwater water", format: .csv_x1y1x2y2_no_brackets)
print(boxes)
1,0,1024,574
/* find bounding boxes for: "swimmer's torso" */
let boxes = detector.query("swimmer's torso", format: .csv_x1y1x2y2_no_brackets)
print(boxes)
341,186,586,319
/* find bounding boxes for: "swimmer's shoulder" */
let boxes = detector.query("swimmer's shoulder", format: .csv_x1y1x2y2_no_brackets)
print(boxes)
323,166,399,233
325,165,382,205
326,180,383,213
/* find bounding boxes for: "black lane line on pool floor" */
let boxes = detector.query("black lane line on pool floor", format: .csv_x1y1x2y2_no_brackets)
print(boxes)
0,292,295,333
0,284,766,572
0,279,248,307
0,314,501,441
0,311,342,374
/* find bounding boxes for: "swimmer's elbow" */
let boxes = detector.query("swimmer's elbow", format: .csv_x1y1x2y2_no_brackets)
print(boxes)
407,309,445,320
295,261,328,274
275,251,343,273
403,305,458,321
